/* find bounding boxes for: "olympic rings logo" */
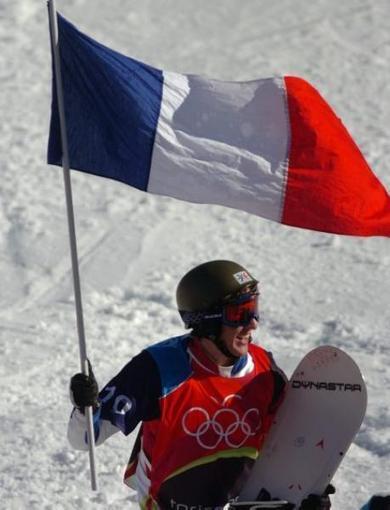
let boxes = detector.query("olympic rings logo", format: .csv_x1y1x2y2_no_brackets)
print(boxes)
181,395,262,450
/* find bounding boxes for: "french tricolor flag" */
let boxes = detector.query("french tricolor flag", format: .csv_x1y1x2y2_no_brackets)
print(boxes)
48,15,390,237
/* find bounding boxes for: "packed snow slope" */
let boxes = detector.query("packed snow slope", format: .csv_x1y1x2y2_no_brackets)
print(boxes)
1,0,389,508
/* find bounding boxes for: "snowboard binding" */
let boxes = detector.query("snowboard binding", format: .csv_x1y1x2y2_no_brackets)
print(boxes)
228,489,291,510
228,501,291,509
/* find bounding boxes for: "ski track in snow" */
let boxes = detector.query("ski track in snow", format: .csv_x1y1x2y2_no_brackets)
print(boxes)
1,0,389,508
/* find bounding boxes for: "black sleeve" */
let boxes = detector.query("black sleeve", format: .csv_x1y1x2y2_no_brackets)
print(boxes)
267,351,288,414
98,350,162,435
268,370,286,414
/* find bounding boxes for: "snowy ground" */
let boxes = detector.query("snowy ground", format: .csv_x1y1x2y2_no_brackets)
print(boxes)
1,0,389,508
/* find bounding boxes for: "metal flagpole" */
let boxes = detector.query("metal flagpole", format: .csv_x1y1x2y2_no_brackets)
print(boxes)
47,0,98,491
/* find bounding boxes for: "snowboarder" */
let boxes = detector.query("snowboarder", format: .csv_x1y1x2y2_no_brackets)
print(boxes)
68,260,335,509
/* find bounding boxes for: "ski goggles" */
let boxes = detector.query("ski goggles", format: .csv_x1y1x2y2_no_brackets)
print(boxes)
221,291,259,327
180,290,259,329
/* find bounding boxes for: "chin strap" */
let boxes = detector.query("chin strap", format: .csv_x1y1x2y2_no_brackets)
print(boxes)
192,321,242,362
212,334,241,362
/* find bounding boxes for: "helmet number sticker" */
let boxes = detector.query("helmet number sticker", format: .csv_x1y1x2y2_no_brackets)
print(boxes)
233,271,252,284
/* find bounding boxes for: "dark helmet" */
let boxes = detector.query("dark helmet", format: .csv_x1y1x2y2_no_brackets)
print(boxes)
176,260,258,333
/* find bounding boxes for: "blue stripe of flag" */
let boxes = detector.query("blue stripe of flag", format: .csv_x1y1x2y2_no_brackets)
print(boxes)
48,14,164,191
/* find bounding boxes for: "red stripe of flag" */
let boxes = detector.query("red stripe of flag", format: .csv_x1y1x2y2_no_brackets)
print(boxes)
282,76,390,236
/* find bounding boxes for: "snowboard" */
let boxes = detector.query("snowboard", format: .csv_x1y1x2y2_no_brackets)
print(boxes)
236,345,367,508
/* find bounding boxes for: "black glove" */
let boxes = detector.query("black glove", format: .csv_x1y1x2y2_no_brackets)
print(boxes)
367,496,390,510
70,359,99,412
299,485,335,510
